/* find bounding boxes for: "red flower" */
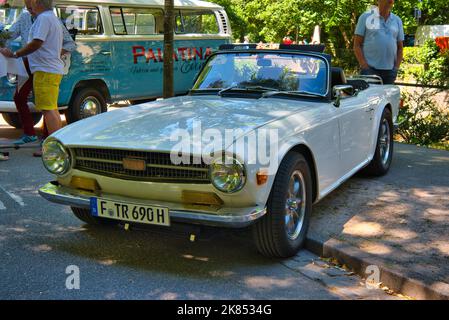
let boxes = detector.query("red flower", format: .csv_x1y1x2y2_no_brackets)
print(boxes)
435,37,449,53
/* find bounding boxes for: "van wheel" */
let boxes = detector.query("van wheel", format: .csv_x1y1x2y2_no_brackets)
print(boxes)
66,88,107,124
363,108,394,176
71,207,116,226
2,112,42,129
252,153,313,258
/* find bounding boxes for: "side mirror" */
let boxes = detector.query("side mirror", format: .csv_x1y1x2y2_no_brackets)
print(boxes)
333,85,354,108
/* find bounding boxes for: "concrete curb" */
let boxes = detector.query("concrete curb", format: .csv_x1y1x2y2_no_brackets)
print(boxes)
305,236,449,300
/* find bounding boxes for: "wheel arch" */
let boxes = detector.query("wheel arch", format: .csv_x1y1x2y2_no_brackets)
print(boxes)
70,79,112,105
283,144,319,204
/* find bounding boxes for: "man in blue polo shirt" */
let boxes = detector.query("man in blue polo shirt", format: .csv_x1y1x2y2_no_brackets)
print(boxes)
354,0,404,84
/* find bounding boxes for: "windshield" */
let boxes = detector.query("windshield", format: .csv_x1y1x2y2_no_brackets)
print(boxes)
193,52,329,96
0,6,22,29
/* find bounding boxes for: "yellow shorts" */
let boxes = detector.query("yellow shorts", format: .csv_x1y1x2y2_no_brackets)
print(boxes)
33,71,63,111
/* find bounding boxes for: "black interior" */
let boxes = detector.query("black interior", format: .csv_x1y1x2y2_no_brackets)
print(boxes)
331,67,369,96
331,67,347,87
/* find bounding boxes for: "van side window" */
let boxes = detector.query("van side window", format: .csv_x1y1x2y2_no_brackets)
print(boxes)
56,6,103,35
175,10,219,34
110,7,164,35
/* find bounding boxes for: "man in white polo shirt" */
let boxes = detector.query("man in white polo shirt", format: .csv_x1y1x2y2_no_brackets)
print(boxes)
0,0,64,144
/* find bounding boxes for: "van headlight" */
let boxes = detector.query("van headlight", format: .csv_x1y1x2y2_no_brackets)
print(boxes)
7,73,17,84
42,139,71,175
210,156,246,193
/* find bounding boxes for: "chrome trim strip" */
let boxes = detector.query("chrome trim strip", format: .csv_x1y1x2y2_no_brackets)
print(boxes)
39,182,266,228
76,157,208,172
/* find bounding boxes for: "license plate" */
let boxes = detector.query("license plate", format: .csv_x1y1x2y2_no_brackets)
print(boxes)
90,198,170,227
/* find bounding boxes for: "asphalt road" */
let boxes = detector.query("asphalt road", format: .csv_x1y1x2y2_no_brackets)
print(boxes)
0,115,396,300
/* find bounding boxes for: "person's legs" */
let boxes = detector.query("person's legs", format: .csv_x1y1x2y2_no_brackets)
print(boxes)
41,110,61,135
32,71,63,157
378,69,398,85
13,75,37,141
33,71,62,134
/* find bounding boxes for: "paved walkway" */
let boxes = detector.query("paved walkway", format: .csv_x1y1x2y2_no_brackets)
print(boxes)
309,143,449,299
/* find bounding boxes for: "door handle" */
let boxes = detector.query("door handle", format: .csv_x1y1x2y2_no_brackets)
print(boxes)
100,51,112,56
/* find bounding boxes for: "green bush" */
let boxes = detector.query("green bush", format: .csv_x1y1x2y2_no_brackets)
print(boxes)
403,47,421,65
398,90,449,146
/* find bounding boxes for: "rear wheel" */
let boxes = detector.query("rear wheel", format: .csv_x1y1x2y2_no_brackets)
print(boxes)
2,112,42,129
253,153,313,258
71,207,116,226
66,88,107,124
363,108,394,176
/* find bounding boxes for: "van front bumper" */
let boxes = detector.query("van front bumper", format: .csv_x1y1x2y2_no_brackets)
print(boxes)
39,182,266,228
0,101,67,113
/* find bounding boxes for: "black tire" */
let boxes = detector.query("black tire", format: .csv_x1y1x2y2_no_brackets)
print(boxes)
363,108,394,176
2,112,42,129
252,153,313,258
71,207,116,226
66,88,107,124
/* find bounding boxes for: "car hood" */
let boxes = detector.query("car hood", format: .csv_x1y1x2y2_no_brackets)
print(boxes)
53,95,313,152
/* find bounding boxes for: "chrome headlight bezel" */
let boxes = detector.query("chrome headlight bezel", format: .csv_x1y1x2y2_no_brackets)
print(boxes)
209,155,246,194
42,139,72,176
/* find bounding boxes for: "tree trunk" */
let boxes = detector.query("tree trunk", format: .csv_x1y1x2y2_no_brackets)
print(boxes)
163,0,175,98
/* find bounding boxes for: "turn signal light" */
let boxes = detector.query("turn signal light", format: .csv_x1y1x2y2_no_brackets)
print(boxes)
70,176,100,192
256,171,269,186
182,191,224,207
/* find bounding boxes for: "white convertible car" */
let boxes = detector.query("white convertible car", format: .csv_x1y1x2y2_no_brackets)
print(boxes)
39,45,400,258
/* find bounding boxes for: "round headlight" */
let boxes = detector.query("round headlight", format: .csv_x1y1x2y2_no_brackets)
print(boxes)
210,156,246,193
42,140,71,175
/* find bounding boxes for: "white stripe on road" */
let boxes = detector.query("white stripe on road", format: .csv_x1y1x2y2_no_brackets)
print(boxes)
0,186,25,207
0,200,5,210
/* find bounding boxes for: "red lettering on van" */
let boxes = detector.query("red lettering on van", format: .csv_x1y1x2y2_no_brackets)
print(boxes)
146,49,158,63
193,48,203,60
132,47,212,64
133,46,146,64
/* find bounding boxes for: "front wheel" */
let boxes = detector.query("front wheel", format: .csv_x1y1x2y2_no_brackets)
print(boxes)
66,88,107,124
252,153,313,258
2,112,43,129
363,108,394,176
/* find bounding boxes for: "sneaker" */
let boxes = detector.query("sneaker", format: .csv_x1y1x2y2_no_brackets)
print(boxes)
33,150,42,158
13,135,38,146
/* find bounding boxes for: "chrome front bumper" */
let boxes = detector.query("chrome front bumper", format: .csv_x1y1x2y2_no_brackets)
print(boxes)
39,182,266,228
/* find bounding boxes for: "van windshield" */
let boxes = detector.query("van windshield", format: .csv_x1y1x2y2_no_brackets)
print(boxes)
0,6,22,29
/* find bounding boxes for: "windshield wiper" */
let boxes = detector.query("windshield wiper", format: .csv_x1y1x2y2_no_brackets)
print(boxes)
218,85,280,96
218,85,240,96
261,90,324,99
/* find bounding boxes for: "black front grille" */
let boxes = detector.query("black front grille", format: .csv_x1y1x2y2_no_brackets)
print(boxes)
71,148,210,183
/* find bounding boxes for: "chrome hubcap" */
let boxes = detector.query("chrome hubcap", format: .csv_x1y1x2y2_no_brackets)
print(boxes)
285,170,306,241
379,119,391,166
80,96,101,118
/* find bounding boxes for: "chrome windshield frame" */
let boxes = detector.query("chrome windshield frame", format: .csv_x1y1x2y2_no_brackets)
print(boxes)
192,49,332,100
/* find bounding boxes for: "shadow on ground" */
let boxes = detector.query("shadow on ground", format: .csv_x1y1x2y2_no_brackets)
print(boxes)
309,143,449,296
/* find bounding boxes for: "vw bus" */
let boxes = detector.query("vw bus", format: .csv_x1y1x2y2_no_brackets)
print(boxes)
0,0,231,127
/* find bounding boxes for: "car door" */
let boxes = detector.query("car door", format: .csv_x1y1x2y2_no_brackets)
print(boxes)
338,94,374,175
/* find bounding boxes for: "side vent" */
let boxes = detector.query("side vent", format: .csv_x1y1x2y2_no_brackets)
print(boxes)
216,10,231,35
